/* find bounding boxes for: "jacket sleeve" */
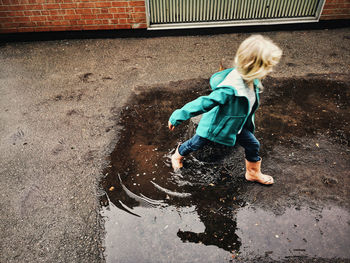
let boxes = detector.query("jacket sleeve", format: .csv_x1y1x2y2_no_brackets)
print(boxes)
169,88,231,126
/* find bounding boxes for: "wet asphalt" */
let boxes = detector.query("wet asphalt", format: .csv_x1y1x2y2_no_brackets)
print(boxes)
0,25,350,263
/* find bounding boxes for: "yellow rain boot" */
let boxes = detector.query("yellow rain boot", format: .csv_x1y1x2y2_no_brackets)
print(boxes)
171,146,184,171
245,159,274,185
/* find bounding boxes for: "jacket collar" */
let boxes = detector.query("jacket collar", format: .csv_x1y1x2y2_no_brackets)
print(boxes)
217,68,248,97
210,68,260,98
215,68,260,97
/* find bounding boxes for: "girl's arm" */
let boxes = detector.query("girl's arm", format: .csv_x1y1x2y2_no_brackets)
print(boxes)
169,88,231,127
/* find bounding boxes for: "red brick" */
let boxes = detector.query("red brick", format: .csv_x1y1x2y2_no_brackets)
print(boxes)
113,13,129,18
27,0,45,3
49,20,62,25
127,17,145,23
5,11,24,16
0,17,11,23
118,18,127,23
48,9,66,15
3,5,26,11
44,4,60,9
24,4,43,9
77,2,95,8
75,9,92,15
0,11,9,17
91,8,102,14
48,15,63,20
322,8,350,14
18,27,35,32
60,3,76,9
131,12,145,18
71,25,84,30
50,27,66,31
100,8,109,13
133,6,145,12
11,16,31,22
111,1,128,7
80,14,95,19
59,20,71,25
113,7,126,13
100,25,115,29
35,27,51,32
30,15,46,21
76,19,86,25
64,14,81,20
34,21,46,26
82,25,101,30
96,2,112,8
3,22,20,27
88,19,102,25
97,13,113,19
41,10,49,15
321,14,350,19
115,24,131,29
65,9,75,15
10,0,25,5
19,21,34,26
1,0,12,4
128,1,145,7
84,19,94,25
24,10,41,15
324,3,350,8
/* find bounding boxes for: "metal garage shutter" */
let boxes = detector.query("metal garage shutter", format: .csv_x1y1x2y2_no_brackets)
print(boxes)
146,0,325,29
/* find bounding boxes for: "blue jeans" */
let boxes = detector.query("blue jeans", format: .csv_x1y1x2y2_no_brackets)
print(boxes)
178,128,261,162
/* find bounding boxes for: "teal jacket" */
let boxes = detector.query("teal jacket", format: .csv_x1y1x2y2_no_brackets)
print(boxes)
169,68,260,146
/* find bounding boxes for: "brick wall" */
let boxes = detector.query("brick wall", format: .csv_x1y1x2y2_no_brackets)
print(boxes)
320,0,350,20
0,0,349,34
0,0,147,33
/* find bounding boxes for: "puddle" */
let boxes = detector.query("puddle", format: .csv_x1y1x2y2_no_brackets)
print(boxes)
102,204,350,262
100,75,350,262
235,206,350,261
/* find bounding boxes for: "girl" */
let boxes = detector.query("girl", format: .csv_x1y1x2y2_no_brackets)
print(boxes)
168,35,282,185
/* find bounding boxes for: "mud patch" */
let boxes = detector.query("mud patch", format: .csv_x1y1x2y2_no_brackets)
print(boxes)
100,74,350,262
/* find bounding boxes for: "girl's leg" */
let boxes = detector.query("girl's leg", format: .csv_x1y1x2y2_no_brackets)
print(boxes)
178,134,210,156
236,129,273,185
171,134,209,170
236,128,261,162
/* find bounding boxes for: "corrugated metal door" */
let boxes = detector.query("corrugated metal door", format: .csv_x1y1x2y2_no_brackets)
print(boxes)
146,0,325,29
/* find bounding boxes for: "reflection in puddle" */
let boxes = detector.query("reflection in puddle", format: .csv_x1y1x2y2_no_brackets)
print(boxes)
102,205,232,263
236,206,350,260
101,76,350,262
102,199,350,262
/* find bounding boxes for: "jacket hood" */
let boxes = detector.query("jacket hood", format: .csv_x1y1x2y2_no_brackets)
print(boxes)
210,68,260,98
210,68,234,91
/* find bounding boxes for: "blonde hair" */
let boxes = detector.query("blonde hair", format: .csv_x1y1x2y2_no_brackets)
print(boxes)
234,35,282,85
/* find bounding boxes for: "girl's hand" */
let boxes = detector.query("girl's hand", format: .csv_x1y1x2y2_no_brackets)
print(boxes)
168,121,175,131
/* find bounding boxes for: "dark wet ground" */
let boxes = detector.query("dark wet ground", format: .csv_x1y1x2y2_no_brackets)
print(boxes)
100,74,350,262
